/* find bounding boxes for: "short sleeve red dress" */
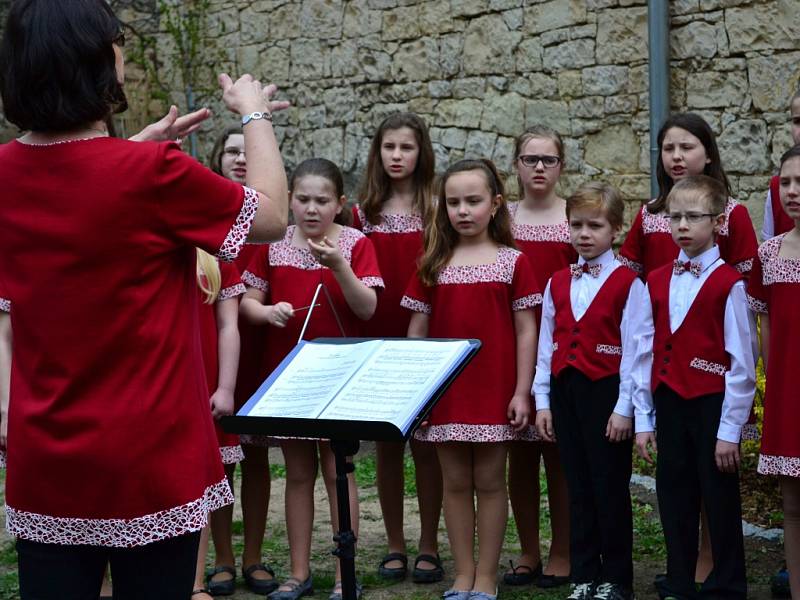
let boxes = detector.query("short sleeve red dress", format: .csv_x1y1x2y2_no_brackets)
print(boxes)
0,138,258,547
352,205,424,338
746,234,800,478
401,247,541,443
198,260,247,464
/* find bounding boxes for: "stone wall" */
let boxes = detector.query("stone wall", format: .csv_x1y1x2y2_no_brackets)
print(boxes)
3,0,800,230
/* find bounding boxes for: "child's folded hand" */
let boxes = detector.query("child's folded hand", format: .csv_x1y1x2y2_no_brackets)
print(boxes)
605,412,633,442
535,409,555,442
268,302,294,327
507,393,531,431
714,439,740,473
635,431,657,463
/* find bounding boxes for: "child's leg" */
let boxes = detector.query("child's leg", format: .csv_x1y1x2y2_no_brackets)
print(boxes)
551,371,601,585
280,440,319,586
507,442,543,570
695,506,713,582
693,394,746,599
210,463,236,573
473,442,510,594
320,441,359,584
541,442,571,576
654,386,702,599
436,442,476,591
192,525,211,596
578,375,633,588
375,440,407,568
240,444,272,577
410,439,443,563
781,476,800,597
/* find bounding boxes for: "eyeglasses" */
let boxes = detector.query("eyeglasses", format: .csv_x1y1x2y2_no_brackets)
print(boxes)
518,154,561,168
223,148,246,159
665,212,717,224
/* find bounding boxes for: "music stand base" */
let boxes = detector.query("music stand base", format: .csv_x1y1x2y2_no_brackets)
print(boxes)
330,440,360,600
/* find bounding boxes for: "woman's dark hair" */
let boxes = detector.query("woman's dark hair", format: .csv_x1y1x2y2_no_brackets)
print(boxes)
0,0,128,132
209,126,244,176
651,112,730,214
290,158,352,226
780,143,800,169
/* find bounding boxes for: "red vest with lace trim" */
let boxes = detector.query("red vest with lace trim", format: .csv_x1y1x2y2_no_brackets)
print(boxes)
769,175,795,237
550,265,638,380
647,263,741,399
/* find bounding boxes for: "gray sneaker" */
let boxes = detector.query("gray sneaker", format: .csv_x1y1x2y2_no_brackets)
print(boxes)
593,582,634,600
567,582,596,600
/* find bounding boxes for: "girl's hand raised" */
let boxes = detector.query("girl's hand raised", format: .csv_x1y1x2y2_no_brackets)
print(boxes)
308,237,345,271
210,388,235,419
507,393,531,431
267,302,294,328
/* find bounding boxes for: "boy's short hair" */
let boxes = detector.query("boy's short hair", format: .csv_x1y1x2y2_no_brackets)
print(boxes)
566,182,625,229
666,175,727,216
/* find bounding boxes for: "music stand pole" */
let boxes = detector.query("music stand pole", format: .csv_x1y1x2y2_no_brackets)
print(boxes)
330,439,360,600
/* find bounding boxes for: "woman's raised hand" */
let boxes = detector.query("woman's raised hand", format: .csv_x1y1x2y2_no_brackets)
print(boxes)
129,105,211,143
219,74,290,116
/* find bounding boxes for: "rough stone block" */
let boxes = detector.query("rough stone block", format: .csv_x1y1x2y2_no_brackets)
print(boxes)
330,40,360,78
344,1,382,37
393,37,440,81
428,80,453,98
557,70,583,97
670,0,699,14
526,73,559,97
525,99,571,134
270,2,302,39
543,38,595,71
563,137,583,172
488,76,510,92
584,124,639,172
596,7,647,64
604,94,638,114
493,135,516,173
452,77,487,99
671,21,717,59
357,46,393,81
502,8,524,31
515,38,543,72
382,5,420,40
439,33,464,78
570,96,605,119
298,105,327,129
490,0,524,11
431,127,469,149
465,130,498,159
540,28,570,47
436,99,485,128
726,1,800,53
524,0,587,34
323,87,358,125
453,0,489,17
582,65,628,96
300,0,344,39
463,14,522,75
718,119,771,174
685,70,747,108
420,2,456,35
748,52,800,113
481,92,526,136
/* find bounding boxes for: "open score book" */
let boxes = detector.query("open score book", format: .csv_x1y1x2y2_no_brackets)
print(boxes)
237,338,479,438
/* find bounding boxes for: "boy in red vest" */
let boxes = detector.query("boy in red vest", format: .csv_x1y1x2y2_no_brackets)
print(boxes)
635,175,756,600
535,182,648,600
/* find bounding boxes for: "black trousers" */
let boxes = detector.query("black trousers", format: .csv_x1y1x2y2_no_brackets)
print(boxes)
654,385,747,600
551,368,633,587
17,530,201,600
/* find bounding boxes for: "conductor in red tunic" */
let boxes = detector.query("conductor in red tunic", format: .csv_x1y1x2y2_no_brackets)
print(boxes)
0,1,288,597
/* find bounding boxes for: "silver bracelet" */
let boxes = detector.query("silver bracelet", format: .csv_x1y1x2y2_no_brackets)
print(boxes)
241,111,273,126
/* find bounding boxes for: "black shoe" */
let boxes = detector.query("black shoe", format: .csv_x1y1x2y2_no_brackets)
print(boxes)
412,553,444,583
206,565,236,596
567,582,596,600
377,552,408,581
242,563,279,595
593,582,635,600
502,559,542,586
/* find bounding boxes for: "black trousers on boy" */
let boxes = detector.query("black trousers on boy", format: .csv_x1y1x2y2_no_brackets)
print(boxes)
551,368,633,587
654,385,747,600
17,530,201,600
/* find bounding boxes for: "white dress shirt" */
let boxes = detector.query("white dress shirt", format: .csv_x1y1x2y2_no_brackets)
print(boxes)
533,249,651,418
631,245,757,443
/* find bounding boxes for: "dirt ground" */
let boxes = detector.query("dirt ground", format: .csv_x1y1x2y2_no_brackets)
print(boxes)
212,443,786,600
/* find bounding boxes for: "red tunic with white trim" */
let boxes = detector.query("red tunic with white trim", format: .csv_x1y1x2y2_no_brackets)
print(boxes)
509,202,577,327
243,226,384,376
619,200,758,278
401,247,542,442
747,235,800,477
233,244,270,417
647,263,741,399
352,205,424,338
0,138,256,547
198,261,246,465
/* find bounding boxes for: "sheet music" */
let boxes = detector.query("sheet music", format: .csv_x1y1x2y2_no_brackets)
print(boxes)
247,340,381,418
318,339,470,431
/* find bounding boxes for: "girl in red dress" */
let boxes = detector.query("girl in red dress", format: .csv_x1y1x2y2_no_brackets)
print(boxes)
353,112,445,584
619,112,759,587
402,159,540,600
192,252,247,599
504,126,573,589
747,144,800,598
241,158,383,600
763,91,800,240
206,127,278,595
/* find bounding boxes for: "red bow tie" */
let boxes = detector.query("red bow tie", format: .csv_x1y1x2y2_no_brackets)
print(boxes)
570,262,602,279
673,259,702,277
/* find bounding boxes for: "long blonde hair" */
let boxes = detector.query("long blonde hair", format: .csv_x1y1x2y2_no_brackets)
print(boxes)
196,249,221,304
418,159,516,287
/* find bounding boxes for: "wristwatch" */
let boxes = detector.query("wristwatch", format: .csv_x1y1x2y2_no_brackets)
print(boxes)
241,111,273,126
